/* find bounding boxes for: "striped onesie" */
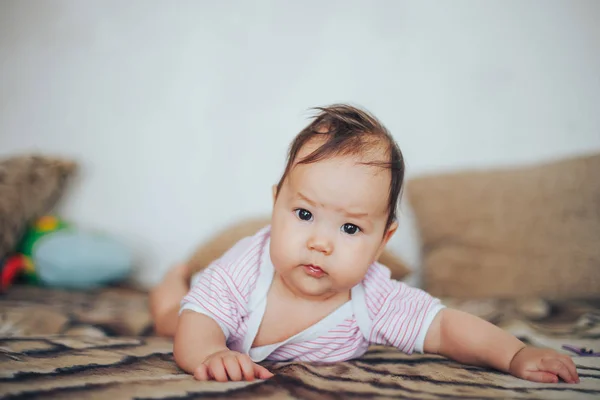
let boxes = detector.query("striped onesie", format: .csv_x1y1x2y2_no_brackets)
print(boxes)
181,226,444,362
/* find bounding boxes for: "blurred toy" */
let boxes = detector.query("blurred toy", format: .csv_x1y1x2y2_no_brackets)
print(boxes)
19,215,69,255
0,215,64,290
19,215,69,282
1,254,34,291
1,215,133,290
562,345,600,357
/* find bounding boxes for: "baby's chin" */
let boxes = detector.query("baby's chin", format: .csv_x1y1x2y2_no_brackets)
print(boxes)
289,269,353,298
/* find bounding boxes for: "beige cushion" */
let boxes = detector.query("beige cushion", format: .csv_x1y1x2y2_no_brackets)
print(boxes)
188,217,411,281
407,153,600,299
0,154,77,260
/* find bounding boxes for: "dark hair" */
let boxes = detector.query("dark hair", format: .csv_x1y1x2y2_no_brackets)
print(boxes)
276,104,405,230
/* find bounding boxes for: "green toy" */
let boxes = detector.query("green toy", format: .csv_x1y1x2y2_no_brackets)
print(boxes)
19,215,69,254
1,215,67,290
17,215,69,284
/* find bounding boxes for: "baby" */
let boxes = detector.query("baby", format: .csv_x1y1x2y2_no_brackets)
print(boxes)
151,104,579,384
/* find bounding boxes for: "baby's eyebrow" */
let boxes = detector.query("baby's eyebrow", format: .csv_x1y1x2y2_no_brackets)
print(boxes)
297,192,369,220
343,210,369,219
297,192,318,207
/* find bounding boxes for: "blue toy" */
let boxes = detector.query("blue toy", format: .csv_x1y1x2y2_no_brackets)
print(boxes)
2,216,133,290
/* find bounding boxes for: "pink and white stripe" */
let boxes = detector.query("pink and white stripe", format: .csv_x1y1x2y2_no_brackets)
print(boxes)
180,227,442,362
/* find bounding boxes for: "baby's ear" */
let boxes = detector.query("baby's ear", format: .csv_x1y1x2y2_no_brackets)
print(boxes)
272,184,278,206
384,221,399,244
375,221,398,259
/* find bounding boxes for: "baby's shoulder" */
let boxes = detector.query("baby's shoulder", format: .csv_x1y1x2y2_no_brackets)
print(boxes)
211,225,270,286
361,261,424,301
361,262,396,292
361,262,438,311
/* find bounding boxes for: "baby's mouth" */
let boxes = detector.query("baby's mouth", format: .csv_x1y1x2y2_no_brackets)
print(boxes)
303,264,326,278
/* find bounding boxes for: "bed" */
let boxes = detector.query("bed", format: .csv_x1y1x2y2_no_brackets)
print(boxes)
1,285,598,399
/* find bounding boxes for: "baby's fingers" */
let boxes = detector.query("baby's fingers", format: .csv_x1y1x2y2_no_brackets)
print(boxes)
207,358,228,382
523,370,559,383
236,354,256,381
193,364,210,381
558,356,580,383
223,355,243,381
541,359,574,383
253,363,274,380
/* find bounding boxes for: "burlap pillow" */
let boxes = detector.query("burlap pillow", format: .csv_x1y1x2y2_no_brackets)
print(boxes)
0,154,77,261
407,153,600,299
188,217,411,281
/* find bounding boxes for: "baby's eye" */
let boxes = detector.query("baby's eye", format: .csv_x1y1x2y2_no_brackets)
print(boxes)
295,208,313,221
342,223,360,235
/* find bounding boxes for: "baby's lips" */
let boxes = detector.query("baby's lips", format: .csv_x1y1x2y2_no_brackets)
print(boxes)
303,264,327,278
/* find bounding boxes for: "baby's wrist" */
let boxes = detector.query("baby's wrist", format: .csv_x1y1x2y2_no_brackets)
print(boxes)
508,345,528,372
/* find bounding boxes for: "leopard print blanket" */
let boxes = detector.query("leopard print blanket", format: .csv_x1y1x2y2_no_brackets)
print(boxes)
1,286,599,399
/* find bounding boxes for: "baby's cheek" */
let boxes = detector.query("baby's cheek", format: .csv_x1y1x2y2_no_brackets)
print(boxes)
270,237,297,271
270,242,285,267
340,251,372,282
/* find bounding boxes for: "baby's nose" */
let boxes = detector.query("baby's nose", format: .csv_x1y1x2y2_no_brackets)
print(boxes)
307,234,333,255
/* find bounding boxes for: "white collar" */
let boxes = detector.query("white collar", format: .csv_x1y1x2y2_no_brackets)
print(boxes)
242,237,372,361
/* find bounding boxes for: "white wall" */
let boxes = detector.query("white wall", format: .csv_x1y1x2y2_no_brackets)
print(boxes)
1,0,599,288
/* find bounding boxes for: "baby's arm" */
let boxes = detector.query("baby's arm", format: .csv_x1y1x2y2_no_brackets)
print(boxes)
174,311,273,381
423,309,579,383
173,239,275,382
173,311,228,374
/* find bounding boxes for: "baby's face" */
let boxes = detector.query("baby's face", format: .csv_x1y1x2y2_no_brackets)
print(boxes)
270,146,397,300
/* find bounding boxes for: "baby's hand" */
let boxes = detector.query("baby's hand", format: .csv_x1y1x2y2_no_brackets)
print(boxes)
509,347,579,384
194,349,274,382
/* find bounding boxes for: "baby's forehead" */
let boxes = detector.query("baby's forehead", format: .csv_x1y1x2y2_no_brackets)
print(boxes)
288,151,392,213
295,135,391,165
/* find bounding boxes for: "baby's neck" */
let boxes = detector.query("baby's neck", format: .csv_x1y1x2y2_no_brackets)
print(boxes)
273,272,350,305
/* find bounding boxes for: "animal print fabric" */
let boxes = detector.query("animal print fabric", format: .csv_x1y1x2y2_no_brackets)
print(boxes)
1,286,599,399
